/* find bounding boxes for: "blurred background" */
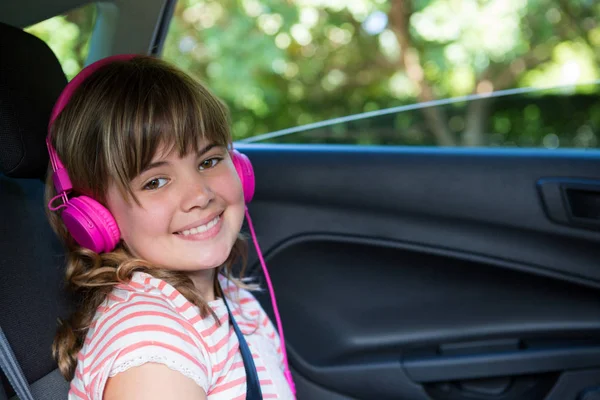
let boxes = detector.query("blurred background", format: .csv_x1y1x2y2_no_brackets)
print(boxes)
25,0,600,148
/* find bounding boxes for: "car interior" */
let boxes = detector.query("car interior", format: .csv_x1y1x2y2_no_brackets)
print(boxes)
1,1,600,400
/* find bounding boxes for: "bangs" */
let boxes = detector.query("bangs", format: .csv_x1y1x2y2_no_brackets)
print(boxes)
94,57,232,202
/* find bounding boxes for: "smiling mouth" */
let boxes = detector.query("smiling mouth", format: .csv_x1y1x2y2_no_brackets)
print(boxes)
175,214,221,236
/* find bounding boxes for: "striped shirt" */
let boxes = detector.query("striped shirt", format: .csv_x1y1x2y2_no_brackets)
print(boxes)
69,271,294,399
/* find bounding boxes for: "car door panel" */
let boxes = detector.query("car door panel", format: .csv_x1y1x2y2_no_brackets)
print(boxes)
237,144,600,400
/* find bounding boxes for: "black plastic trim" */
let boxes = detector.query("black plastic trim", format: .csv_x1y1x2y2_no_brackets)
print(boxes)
148,0,176,55
403,346,600,383
250,232,600,291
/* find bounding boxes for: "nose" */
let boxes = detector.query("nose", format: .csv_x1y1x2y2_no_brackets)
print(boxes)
180,174,215,211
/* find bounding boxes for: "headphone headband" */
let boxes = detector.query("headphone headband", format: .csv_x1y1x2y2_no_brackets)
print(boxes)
46,54,138,193
48,54,138,130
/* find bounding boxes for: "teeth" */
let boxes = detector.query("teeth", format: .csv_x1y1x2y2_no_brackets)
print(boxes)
180,216,220,236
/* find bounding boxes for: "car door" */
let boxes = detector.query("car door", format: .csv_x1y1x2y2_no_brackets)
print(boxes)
236,92,600,400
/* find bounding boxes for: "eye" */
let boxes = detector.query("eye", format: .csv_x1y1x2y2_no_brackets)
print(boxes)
199,157,222,171
143,177,169,190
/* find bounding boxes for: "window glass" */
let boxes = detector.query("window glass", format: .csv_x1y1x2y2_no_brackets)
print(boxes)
154,1,600,147
240,83,600,147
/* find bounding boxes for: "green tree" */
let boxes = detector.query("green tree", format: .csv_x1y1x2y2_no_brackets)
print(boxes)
162,0,599,146
25,4,96,79
26,0,600,148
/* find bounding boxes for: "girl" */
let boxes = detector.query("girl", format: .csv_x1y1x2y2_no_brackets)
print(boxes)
45,54,295,399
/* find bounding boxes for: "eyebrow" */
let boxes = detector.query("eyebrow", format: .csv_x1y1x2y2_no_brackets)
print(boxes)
139,143,222,175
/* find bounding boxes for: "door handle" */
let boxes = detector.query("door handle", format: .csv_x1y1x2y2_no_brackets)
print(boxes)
537,178,600,230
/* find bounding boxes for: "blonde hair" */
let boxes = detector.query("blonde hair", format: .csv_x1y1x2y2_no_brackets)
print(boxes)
45,56,251,380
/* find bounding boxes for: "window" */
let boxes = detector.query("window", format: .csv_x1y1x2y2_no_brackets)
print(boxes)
163,0,600,148
25,3,97,80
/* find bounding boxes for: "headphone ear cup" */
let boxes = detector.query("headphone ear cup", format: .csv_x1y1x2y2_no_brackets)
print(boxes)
61,196,121,253
231,149,255,203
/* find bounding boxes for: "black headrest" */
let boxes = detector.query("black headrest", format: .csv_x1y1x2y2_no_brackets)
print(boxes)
0,23,72,391
0,21,67,179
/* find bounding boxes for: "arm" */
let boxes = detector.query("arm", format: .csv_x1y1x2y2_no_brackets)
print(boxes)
104,363,207,400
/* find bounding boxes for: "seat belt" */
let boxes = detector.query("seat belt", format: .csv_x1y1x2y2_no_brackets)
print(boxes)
0,326,34,400
222,297,263,400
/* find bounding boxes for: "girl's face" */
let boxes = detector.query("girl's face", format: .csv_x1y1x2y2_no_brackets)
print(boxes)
105,140,245,273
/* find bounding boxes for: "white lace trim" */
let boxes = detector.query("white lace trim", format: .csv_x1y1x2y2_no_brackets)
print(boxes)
108,354,207,390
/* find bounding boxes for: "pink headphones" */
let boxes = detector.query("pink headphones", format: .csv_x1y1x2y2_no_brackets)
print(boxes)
46,54,256,253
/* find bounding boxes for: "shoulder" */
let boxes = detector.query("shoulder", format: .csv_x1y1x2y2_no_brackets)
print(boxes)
88,272,201,347
77,272,212,399
219,275,261,310
218,276,287,368
219,276,276,336
219,277,263,317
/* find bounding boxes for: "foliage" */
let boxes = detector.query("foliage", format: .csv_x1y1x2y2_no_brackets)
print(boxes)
25,4,96,80
26,0,600,148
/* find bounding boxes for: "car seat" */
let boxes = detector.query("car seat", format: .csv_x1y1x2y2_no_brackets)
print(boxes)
0,21,72,399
